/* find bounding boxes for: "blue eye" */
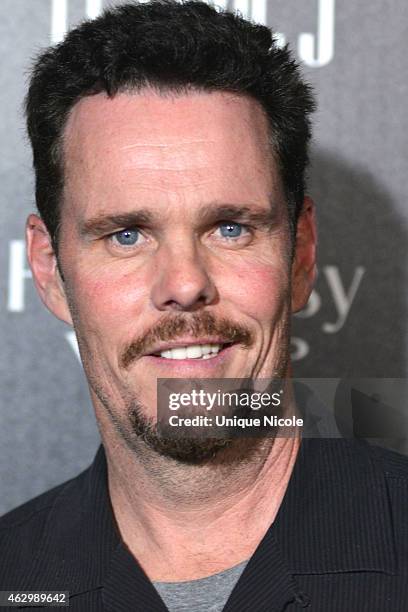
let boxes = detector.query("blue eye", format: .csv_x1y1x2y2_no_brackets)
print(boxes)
219,222,244,238
112,228,140,246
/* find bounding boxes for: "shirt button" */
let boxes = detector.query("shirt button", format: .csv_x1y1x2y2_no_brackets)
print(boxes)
294,591,311,607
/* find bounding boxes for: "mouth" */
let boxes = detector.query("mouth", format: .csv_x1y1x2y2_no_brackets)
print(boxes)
143,341,236,366
151,342,233,360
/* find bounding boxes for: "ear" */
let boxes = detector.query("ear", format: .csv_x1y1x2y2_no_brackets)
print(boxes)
291,196,317,313
26,214,73,325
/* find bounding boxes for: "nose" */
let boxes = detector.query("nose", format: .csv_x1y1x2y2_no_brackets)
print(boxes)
150,238,218,312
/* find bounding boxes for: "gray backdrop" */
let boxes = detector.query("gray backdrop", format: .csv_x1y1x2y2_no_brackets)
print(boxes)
1,0,407,515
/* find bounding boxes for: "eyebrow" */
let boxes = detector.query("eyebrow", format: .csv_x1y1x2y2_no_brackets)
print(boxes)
79,202,281,238
79,210,155,238
198,204,280,228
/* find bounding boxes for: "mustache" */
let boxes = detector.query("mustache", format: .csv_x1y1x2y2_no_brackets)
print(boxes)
120,311,254,369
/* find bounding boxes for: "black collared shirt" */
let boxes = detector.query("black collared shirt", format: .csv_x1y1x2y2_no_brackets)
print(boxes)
1,438,408,611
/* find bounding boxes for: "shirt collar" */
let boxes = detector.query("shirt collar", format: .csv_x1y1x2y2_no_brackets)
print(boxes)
21,445,120,594
21,438,397,605
273,438,397,575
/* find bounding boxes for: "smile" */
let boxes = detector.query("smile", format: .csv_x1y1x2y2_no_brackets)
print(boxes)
152,343,225,360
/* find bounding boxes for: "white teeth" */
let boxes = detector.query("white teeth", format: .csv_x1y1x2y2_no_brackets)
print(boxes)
170,347,188,360
186,345,202,359
158,343,223,359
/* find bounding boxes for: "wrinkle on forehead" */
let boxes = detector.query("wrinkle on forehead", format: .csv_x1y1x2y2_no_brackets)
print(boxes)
118,139,219,172
121,140,213,150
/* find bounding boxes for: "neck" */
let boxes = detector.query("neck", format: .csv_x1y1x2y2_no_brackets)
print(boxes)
102,427,300,582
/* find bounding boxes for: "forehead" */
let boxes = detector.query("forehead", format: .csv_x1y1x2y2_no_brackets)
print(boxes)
62,89,282,222
64,88,272,149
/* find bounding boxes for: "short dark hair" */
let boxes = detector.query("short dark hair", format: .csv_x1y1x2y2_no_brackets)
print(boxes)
25,0,315,248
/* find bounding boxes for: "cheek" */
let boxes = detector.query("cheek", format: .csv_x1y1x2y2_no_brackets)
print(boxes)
221,259,290,322
66,266,149,336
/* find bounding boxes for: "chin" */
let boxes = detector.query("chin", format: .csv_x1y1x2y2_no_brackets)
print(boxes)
126,403,229,463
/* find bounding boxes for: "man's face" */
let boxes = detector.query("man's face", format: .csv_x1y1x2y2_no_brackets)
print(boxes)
28,90,315,461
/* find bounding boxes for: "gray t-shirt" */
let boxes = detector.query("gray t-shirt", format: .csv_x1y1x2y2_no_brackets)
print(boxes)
153,559,249,612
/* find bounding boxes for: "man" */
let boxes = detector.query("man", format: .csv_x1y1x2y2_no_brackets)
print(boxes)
1,1,407,610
